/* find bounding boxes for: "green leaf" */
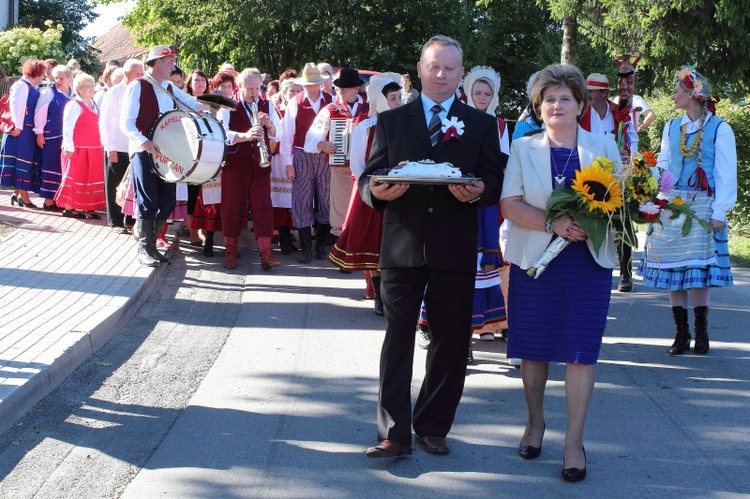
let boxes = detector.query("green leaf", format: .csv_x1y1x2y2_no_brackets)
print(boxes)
682,215,693,237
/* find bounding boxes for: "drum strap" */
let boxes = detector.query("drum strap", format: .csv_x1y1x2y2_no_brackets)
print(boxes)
144,74,217,136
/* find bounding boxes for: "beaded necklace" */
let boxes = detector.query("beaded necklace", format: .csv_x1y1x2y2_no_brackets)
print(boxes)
679,123,701,157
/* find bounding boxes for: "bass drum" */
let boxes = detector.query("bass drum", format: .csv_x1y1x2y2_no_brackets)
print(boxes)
149,109,227,184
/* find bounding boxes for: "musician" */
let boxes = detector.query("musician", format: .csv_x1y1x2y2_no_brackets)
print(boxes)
304,67,369,254
99,59,144,233
281,63,333,263
120,45,202,267
216,68,282,270
318,63,335,97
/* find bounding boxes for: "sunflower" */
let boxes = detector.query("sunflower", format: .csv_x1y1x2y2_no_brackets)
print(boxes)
572,164,623,213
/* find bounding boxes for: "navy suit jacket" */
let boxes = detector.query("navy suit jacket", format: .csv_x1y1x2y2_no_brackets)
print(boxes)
359,96,506,273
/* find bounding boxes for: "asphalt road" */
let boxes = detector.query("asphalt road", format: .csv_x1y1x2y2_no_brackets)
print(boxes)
1,242,749,498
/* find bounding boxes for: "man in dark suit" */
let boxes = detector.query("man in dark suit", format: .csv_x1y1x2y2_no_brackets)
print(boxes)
359,35,505,458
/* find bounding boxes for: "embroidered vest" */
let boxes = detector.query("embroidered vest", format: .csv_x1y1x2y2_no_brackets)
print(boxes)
44,87,70,138
135,78,174,137
293,92,332,148
22,80,40,128
225,98,271,173
668,115,722,190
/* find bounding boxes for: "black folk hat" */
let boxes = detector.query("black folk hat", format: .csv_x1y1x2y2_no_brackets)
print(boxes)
333,68,364,88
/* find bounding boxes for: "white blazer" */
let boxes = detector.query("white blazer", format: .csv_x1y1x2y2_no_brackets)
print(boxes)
501,127,622,270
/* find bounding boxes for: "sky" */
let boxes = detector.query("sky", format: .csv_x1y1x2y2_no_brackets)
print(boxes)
80,1,136,40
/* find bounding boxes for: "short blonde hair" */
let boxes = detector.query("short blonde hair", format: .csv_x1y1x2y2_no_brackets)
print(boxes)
72,73,95,96
531,64,588,120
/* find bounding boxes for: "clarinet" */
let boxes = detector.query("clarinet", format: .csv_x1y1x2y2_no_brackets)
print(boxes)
250,97,271,168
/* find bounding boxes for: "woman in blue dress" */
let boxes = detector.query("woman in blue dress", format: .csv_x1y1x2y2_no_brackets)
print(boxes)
1,59,47,207
34,65,73,210
501,64,621,482
638,67,736,356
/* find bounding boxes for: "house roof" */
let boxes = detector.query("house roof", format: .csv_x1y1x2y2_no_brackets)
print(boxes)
91,23,147,66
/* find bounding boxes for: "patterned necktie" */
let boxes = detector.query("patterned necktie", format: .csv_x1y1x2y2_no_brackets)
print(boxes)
428,104,444,147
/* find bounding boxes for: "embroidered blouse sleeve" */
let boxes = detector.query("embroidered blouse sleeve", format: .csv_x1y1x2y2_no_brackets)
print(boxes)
654,121,672,177
711,121,738,221
303,106,330,153
61,100,82,152
280,97,298,166
33,88,53,134
349,120,369,180
9,80,29,128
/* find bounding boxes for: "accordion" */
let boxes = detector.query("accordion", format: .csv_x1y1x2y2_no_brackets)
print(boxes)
328,118,352,166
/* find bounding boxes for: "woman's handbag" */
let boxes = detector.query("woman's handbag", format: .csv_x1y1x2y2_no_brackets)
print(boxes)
0,93,16,134
115,166,132,207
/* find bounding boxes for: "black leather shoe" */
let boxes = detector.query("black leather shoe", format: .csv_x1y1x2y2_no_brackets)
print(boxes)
518,423,545,460
416,435,449,454
562,447,587,483
618,277,633,292
366,439,412,458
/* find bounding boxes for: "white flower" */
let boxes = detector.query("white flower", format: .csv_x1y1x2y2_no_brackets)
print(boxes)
441,116,465,135
639,202,661,215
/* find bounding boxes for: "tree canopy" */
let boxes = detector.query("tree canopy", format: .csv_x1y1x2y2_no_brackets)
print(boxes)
18,0,100,72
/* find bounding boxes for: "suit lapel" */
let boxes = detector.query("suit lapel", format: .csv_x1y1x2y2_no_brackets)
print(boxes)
528,132,553,198
406,97,432,154
576,127,597,169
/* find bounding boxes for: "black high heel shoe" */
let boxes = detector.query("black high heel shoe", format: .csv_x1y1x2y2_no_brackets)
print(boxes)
17,198,38,209
43,202,63,212
562,446,586,482
10,194,18,206
518,423,545,460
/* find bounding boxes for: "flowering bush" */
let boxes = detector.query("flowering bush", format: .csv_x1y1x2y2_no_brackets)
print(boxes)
0,21,66,75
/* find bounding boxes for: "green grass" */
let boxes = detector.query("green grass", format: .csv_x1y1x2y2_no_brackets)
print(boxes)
729,233,750,267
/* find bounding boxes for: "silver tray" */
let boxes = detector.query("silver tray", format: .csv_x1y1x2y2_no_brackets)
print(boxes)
370,175,479,185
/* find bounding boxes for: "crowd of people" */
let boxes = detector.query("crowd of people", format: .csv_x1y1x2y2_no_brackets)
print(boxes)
0,34,737,482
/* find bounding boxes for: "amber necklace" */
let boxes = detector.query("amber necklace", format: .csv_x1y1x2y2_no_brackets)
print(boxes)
679,123,702,157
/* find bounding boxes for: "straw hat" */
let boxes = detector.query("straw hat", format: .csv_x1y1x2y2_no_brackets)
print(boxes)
145,45,177,64
586,73,613,91
294,63,330,85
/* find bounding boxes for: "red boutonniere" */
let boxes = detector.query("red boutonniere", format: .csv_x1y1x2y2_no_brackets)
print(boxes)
441,116,465,142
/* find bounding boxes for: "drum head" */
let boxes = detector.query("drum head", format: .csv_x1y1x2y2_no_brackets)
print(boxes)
150,110,199,182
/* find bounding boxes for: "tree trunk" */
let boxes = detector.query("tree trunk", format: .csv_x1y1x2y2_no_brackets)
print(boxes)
561,16,578,65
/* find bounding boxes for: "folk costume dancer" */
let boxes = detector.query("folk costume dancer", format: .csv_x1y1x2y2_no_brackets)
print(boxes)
216,68,283,270
99,59,144,233
328,72,404,315
1,59,47,207
638,66,736,356
304,67,369,248
580,72,638,291
360,36,504,458
281,63,333,263
33,64,73,211
120,45,202,267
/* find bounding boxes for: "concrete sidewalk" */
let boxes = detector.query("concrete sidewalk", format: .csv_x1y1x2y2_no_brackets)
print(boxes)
0,189,165,434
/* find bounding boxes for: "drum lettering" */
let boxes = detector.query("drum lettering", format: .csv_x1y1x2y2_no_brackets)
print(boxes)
160,115,183,131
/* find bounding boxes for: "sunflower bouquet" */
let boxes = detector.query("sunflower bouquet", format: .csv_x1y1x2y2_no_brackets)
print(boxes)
527,157,623,278
618,151,710,245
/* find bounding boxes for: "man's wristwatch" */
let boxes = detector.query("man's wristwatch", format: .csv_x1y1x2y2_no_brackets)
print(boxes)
468,196,481,204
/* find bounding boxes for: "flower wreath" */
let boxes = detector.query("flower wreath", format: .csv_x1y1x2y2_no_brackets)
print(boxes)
676,65,720,112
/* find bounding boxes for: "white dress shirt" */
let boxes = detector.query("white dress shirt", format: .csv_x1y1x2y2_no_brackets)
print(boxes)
98,81,130,153
303,95,364,153
656,111,737,222
421,93,455,126
120,74,200,156
280,91,329,166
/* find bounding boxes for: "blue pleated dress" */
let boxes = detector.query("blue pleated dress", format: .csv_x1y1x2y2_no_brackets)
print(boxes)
506,148,614,365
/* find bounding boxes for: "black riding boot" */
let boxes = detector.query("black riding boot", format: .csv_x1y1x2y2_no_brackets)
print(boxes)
203,231,215,257
694,306,709,355
315,223,330,260
278,227,297,254
298,227,313,264
668,306,691,355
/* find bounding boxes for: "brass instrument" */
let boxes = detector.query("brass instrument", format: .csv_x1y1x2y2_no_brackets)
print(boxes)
250,97,271,168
